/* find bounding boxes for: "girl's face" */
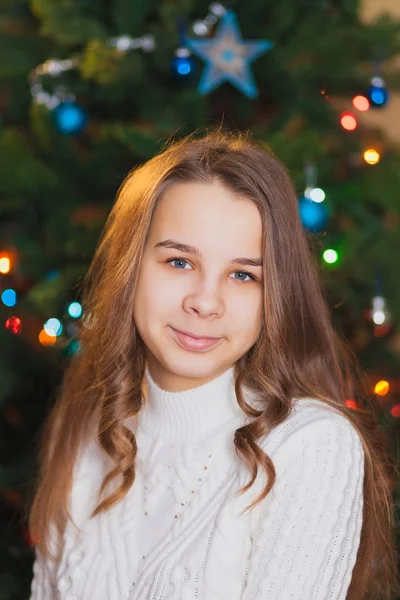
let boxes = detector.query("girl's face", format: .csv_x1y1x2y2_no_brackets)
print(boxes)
133,181,263,392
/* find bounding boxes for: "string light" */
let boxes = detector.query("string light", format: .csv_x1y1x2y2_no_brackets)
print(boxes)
29,43,154,109
5,316,22,334
374,380,389,396
29,59,79,109
68,301,83,318
345,399,358,410
340,112,357,131
323,249,338,264
39,329,57,346
1,289,16,307
367,76,389,108
0,256,11,274
44,318,63,337
363,149,380,165
391,405,400,418
29,3,227,109
192,3,226,35
108,34,155,52
352,95,370,111
309,187,326,203
372,296,390,325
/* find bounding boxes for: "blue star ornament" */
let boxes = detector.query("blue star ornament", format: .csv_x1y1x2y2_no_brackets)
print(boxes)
184,10,273,98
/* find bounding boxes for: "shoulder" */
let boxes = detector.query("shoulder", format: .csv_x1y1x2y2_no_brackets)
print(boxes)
257,396,365,470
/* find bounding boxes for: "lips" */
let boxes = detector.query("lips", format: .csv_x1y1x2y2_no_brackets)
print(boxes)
171,327,222,351
173,328,220,340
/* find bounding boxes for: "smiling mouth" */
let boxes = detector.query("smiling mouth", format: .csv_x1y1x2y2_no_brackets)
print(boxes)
170,327,223,351
172,327,221,340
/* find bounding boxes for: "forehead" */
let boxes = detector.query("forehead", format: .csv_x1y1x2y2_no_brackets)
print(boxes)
149,181,262,250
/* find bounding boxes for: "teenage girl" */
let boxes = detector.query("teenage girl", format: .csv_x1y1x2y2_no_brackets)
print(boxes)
28,127,400,600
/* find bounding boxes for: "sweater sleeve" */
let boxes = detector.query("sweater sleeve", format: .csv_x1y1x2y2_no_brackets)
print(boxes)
244,415,365,600
30,546,58,599
29,441,99,600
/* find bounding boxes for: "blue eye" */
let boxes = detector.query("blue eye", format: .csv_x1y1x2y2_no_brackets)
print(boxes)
168,258,190,270
165,257,258,283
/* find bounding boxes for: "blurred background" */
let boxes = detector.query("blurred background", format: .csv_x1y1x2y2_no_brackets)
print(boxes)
0,0,400,597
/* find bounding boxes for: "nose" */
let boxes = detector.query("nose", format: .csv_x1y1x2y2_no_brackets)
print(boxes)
182,283,224,318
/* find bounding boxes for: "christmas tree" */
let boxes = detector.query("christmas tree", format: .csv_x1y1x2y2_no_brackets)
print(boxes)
1,0,400,597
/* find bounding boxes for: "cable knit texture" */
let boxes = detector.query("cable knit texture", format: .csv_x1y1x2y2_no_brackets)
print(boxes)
30,365,364,599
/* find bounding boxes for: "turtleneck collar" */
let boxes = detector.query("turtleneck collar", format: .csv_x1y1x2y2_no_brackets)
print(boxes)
137,365,245,443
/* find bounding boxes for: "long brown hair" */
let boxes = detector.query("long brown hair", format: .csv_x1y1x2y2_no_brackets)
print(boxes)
27,126,400,599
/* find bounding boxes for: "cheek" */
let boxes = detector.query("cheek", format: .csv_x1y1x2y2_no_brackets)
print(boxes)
133,271,153,321
136,271,179,317
232,290,262,313
230,293,262,333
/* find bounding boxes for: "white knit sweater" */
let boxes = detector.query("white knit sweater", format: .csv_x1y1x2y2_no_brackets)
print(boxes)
30,365,364,600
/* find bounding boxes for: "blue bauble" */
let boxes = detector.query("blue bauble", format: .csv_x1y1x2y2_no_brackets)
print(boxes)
367,84,389,108
299,197,329,233
171,55,196,79
54,102,88,135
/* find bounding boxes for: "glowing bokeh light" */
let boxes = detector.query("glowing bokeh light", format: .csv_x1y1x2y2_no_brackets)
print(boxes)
345,399,358,410
374,323,392,338
372,310,385,325
1,289,16,307
0,256,11,274
5,316,21,334
374,380,389,396
39,329,57,346
340,112,357,131
363,149,380,165
391,405,400,418
44,318,63,337
309,188,326,203
323,249,338,264
352,95,370,111
369,87,387,106
68,301,83,319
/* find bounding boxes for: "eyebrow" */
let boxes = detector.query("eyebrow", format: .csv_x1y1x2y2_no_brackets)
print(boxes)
154,239,263,268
